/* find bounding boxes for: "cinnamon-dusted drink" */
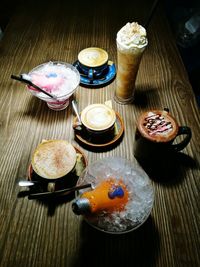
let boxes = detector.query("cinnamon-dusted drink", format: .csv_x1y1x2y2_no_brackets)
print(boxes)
31,140,78,192
32,140,77,179
115,22,148,104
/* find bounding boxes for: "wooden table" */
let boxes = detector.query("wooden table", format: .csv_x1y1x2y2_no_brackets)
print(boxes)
0,1,199,266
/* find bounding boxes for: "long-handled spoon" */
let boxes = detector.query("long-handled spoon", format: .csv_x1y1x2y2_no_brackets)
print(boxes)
72,100,83,130
72,100,82,125
28,183,92,199
11,74,57,99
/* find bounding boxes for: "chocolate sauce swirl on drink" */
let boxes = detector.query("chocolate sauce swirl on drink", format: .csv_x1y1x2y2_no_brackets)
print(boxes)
143,113,173,136
138,110,179,142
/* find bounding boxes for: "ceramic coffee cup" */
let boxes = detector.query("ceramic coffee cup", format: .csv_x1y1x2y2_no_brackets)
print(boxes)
78,47,109,80
73,104,116,141
30,140,78,192
133,109,192,164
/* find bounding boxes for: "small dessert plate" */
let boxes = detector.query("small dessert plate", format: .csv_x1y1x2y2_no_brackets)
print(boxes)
73,60,116,87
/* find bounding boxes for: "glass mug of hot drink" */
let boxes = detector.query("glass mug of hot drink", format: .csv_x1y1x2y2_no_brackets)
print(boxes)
133,109,192,164
115,22,148,104
73,103,116,142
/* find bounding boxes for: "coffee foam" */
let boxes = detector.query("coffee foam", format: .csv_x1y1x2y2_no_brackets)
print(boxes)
117,22,148,52
29,62,80,99
138,110,178,142
78,47,108,67
31,140,77,179
81,104,116,131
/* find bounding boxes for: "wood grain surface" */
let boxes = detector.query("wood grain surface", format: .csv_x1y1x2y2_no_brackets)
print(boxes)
0,1,199,267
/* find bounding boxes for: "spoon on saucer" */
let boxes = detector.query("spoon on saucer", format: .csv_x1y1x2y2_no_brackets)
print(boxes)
72,100,82,130
28,183,92,199
18,180,39,187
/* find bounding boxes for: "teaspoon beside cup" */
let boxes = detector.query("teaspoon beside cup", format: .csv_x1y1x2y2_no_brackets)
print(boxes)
72,100,83,131
18,180,38,187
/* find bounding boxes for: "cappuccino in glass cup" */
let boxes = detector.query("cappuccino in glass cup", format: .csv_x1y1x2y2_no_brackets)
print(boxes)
115,22,148,104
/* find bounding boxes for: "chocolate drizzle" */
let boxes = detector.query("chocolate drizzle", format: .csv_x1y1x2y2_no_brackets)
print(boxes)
143,113,173,136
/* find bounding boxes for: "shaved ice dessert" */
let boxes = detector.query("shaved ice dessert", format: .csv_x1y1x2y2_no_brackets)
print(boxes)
27,61,80,110
74,157,154,234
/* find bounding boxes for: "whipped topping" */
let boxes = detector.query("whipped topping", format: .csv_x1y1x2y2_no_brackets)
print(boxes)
117,22,148,51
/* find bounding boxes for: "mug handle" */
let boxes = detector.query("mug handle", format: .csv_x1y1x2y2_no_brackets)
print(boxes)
171,126,192,152
47,182,56,192
88,69,94,80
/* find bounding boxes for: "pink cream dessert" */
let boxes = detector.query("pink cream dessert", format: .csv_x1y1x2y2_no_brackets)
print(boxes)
27,61,80,110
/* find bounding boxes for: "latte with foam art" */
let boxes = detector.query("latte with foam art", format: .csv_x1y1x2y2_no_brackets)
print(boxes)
78,47,108,68
81,104,116,132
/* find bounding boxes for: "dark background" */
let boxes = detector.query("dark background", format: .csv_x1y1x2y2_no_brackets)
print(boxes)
164,0,200,107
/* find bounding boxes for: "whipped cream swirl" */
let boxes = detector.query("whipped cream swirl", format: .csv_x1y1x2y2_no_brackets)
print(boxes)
117,22,148,51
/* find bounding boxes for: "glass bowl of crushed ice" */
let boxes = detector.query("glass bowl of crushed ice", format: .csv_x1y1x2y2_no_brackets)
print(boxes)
25,61,80,111
72,157,154,234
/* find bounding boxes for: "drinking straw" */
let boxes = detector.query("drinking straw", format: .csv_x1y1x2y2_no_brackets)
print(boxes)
11,74,57,99
144,0,160,28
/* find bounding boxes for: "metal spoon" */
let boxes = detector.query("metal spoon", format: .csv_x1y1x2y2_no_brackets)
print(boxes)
28,183,92,199
72,100,82,130
18,180,39,187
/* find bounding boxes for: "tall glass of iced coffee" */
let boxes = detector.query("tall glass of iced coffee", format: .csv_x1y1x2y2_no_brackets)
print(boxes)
115,22,148,104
